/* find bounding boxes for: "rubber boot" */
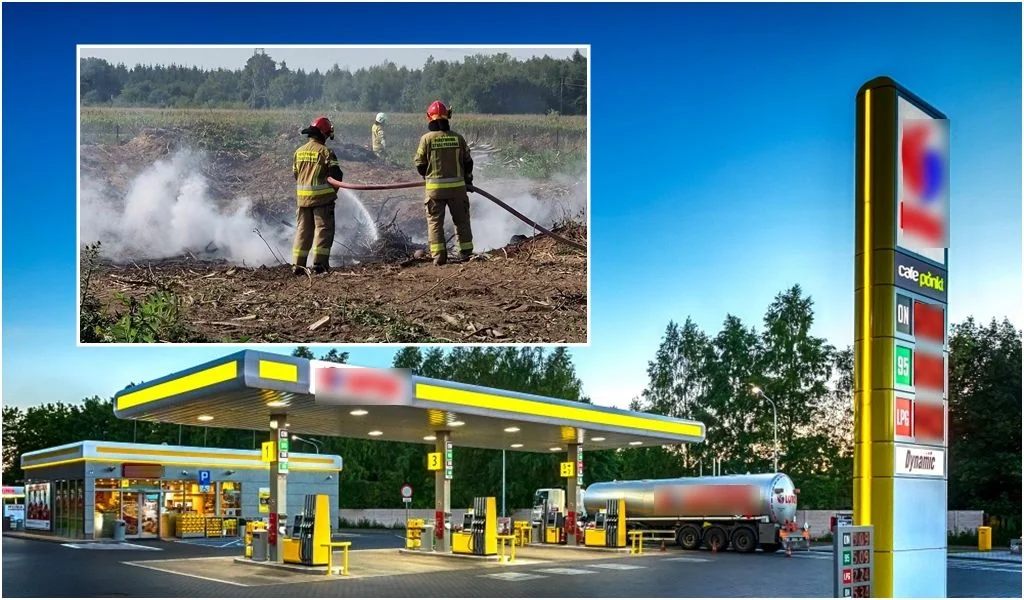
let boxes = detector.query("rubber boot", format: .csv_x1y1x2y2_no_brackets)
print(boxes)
313,263,329,275
292,265,304,276
433,253,447,266
460,251,473,262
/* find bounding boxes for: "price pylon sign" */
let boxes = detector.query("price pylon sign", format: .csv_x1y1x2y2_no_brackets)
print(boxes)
855,77,948,598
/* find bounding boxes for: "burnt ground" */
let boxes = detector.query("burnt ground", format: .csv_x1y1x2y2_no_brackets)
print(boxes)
80,127,587,343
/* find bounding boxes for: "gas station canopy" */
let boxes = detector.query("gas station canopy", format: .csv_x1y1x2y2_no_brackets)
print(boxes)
113,351,706,452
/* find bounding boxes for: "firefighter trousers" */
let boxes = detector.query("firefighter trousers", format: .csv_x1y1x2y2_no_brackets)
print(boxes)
292,203,335,267
425,193,474,257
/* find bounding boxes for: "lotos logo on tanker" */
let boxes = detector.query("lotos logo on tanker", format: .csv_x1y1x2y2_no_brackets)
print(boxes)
776,494,797,505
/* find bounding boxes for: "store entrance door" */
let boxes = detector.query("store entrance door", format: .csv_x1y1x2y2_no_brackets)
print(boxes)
120,492,160,538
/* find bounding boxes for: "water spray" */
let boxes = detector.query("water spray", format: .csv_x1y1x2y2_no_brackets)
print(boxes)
335,180,586,253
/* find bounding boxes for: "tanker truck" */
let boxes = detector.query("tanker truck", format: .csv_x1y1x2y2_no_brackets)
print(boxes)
533,472,799,553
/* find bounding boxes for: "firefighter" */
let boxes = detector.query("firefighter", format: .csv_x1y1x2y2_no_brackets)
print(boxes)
371,112,387,160
413,101,474,266
292,116,344,275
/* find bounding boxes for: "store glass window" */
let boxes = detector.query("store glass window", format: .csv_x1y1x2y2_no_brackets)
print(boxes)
94,490,121,538
220,482,242,517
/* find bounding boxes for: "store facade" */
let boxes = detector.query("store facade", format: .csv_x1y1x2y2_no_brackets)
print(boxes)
20,441,342,540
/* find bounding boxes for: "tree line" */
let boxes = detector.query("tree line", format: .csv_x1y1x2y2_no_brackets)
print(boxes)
4,286,1019,536
79,50,588,115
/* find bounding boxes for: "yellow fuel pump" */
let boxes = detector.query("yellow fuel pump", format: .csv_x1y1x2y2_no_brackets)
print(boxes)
451,497,497,556
584,499,626,547
544,508,564,544
282,494,332,566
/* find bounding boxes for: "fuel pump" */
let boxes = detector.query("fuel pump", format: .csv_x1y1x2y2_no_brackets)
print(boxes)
452,497,497,556
604,498,626,548
545,507,564,544
281,495,331,566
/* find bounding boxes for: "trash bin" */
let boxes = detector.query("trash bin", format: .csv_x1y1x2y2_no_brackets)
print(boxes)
113,520,127,542
978,526,992,551
251,530,268,561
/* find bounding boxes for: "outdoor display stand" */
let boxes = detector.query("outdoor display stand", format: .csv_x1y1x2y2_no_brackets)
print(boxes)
834,524,874,598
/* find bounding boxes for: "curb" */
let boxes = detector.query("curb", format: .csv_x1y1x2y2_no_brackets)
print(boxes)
948,554,1022,565
2,532,75,544
809,546,1022,565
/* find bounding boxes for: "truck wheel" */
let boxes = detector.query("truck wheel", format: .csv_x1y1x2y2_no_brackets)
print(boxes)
731,526,758,553
703,526,728,552
676,524,701,551
759,543,782,553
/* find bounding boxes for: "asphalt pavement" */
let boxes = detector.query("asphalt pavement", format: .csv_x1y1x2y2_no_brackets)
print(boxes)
3,533,1020,598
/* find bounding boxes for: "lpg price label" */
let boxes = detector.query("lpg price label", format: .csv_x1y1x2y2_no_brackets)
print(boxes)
895,397,913,437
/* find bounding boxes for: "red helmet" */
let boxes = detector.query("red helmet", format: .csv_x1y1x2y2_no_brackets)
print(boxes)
426,101,451,122
310,116,334,140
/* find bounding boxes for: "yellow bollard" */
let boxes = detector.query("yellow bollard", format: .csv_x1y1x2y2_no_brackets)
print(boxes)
978,527,992,552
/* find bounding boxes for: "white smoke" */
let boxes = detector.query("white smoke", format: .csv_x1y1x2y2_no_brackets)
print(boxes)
466,173,587,251
80,148,379,266
81,149,290,265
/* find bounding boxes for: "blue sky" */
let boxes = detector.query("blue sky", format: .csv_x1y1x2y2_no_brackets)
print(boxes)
2,2,1021,411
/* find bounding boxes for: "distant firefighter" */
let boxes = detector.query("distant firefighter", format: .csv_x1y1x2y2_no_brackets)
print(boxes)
292,116,344,275
371,112,387,160
413,101,475,266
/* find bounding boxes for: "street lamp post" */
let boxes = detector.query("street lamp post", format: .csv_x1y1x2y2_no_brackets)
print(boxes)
291,434,321,454
751,386,779,473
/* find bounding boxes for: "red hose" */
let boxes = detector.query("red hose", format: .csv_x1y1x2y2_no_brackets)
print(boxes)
336,180,587,253
338,181,423,191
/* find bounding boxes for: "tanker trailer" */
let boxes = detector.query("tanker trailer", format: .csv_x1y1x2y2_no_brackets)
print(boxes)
581,473,798,553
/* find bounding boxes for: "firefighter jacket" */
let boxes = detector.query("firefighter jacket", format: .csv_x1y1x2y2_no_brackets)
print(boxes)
371,123,386,152
414,130,473,198
293,139,341,208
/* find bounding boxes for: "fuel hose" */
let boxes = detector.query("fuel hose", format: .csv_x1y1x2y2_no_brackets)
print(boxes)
336,180,587,253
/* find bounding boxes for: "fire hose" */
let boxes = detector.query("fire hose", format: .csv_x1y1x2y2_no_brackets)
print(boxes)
336,180,586,253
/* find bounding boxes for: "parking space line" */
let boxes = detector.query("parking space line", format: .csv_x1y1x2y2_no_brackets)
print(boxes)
534,567,598,575
585,563,646,570
479,571,547,581
661,556,710,563
122,561,250,587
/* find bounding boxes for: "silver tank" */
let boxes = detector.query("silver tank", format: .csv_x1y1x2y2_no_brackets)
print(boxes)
583,473,797,525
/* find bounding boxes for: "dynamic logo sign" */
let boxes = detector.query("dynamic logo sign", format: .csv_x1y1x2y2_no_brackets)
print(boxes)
897,97,949,263
894,444,945,477
894,252,947,303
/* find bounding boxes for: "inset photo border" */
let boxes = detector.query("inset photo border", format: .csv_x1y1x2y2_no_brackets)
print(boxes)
77,44,590,347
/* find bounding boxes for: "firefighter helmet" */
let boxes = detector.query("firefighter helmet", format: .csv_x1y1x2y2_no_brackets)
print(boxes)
426,101,451,122
375,112,387,124
310,116,334,140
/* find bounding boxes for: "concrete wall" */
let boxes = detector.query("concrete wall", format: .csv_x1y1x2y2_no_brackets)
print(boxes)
336,508,985,538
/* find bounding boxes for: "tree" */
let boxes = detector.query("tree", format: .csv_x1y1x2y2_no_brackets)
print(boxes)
948,318,1022,541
